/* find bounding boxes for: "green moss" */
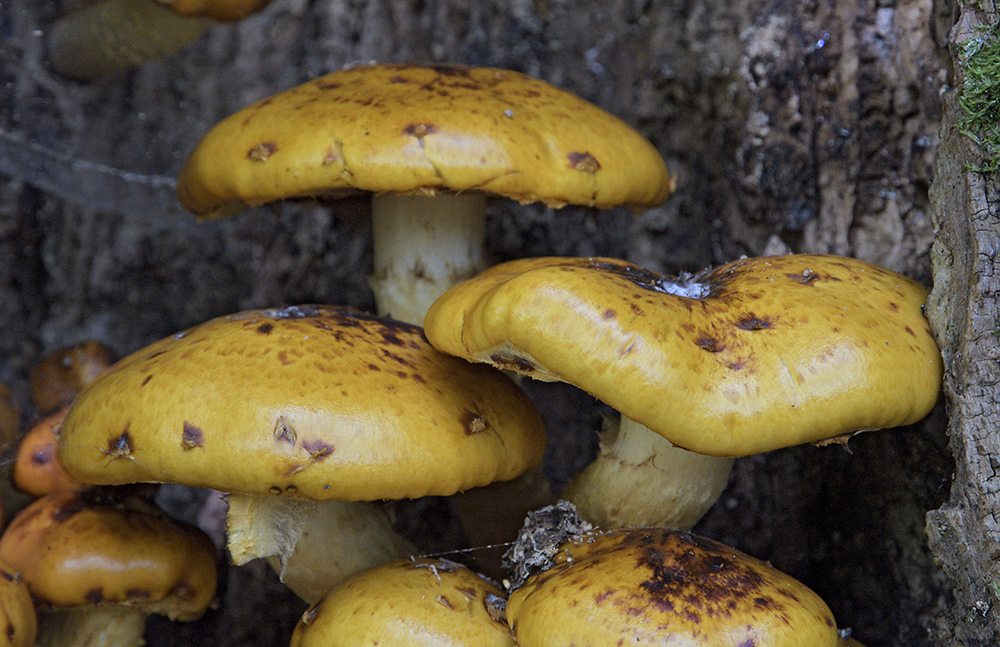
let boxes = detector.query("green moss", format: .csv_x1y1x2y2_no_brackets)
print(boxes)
958,21,1000,174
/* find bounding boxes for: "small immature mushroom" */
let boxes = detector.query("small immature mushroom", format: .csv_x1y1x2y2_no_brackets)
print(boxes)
0,488,217,647
424,254,943,529
505,527,841,646
0,559,37,647
13,405,83,497
291,558,514,647
56,305,546,603
176,63,674,326
47,0,274,80
29,340,118,413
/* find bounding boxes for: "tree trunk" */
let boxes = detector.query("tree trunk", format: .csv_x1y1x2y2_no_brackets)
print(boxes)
0,0,978,644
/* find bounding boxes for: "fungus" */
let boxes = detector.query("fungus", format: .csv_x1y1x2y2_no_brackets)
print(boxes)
55,305,546,603
176,63,674,326
29,340,117,413
0,488,217,647
291,558,514,647
424,254,943,529
505,525,842,646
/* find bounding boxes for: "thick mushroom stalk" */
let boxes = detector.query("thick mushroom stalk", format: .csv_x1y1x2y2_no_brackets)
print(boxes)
369,192,487,326
560,415,734,529
226,494,415,604
34,607,147,647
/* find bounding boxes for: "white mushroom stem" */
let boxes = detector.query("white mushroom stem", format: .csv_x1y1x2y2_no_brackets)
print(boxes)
225,494,415,604
369,192,488,326
35,606,148,647
560,414,734,530
47,0,212,80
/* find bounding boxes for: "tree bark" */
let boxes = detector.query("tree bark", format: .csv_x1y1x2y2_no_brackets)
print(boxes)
925,2,1000,643
0,0,972,645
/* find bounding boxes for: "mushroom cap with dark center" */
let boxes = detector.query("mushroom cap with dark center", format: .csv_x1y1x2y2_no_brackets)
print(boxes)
292,558,513,647
0,488,216,621
176,63,674,217
423,254,943,456
56,305,545,500
506,528,840,646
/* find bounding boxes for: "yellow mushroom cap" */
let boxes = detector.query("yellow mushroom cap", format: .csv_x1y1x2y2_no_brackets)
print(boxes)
177,63,674,218
291,558,514,647
0,560,37,647
424,254,943,456
0,489,216,621
506,528,840,647
56,305,545,500
160,0,274,21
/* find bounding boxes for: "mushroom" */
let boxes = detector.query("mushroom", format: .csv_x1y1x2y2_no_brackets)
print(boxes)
423,254,943,529
505,526,842,646
0,488,217,647
176,63,674,326
55,305,546,603
47,0,274,80
13,405,82,497
29,340,118,413
291,558,514,647
0,560,37,647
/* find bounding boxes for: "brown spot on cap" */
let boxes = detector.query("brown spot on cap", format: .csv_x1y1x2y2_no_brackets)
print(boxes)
461,412,489,435
568,151,601,173
696,336,723,353
107,430,133,457
489,353,537,374
436,594,455,610
85,588,104,604
256,323,274,334
247,141,278,162
404,123,437,138
735,315,773,331
181,422,204,449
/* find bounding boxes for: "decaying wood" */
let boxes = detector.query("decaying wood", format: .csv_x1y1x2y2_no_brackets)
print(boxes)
0,0,982,644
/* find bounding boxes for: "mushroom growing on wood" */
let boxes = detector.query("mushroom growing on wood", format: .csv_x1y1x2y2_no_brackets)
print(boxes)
424,254,943,529
505,526,842,646
176,63,674,326
291,558,514,647
0,488,217,647
47,0,274,80
55,305,546,603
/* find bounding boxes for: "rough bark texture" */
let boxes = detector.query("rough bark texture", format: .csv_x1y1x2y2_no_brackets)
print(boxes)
925,2,1000,643
0,0,974,644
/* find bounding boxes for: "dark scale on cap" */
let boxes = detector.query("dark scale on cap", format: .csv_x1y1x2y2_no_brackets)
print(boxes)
568,151,601,173
695,336,723,353
735,315,773,331
404,123,437,138
181,422,204,450
490,352,538,374
85,588,104,604
629,530,775,622
247,141,278,162
256,323,274,334
107,430,133,458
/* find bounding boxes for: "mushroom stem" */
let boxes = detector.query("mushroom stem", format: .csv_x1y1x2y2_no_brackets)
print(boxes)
47,0,212,80
369,192,488,326
226,493,415,604
35,606,148,647
560,415,734,529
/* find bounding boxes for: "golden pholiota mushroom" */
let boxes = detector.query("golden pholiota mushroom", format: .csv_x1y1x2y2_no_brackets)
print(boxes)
0,559,36,647
424,254,943,530
13,405,82,497
47,0,275,80
506,526,841,647
0,488,217,647
177,63,674,326
291,558,514,647
56,305,546,603
29,340,118,413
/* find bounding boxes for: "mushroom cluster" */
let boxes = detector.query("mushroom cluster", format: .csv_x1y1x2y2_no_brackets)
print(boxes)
20,45,942,643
